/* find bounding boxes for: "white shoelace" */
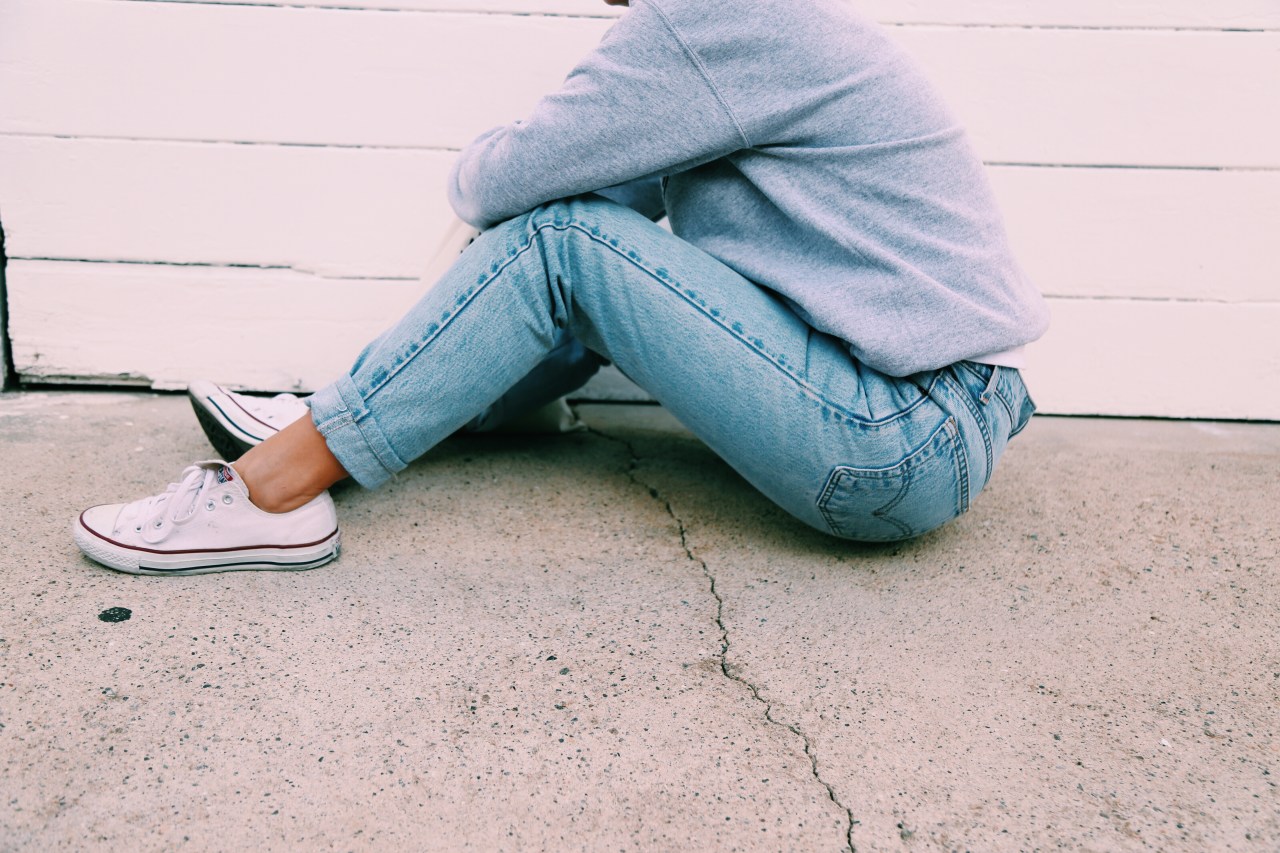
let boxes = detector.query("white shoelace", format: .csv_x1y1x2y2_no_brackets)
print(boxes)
117,464,222,544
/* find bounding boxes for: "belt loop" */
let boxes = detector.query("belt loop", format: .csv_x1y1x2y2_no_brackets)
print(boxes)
980,365,1000,404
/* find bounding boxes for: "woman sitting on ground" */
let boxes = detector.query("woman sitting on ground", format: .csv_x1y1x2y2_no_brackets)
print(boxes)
74,0,1048,575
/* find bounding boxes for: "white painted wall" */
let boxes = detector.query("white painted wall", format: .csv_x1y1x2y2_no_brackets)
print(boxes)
1,0,1277,417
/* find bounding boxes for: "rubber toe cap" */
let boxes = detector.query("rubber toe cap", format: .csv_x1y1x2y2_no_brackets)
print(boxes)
79,503,124,538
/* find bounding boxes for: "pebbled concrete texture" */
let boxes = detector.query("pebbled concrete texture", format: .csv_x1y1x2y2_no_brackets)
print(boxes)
1,392,1277,851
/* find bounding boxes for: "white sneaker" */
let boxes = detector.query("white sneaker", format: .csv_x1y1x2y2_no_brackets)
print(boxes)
74,461,339,575
187,380,309,460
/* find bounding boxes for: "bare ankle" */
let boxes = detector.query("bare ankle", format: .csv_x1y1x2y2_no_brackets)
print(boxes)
232,460,320,514
231,417,349,513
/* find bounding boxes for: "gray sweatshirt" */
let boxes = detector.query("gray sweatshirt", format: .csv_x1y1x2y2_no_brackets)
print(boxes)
448,0,1049,377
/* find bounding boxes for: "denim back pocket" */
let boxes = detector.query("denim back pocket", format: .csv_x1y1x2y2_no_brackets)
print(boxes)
817,417,968,542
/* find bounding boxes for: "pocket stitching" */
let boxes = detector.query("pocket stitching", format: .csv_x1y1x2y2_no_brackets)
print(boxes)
818,468,914,540
817,417,964,540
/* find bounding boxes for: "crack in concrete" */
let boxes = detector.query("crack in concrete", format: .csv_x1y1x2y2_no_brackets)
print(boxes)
589,426,857,853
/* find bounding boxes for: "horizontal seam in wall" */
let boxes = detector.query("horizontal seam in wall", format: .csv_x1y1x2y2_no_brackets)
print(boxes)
15,261,1280,308
108,0,622,21
9,257,417,281
983,162,1279,173
101,2,1280,31
0,132,461,154
1040,295,1273,305
884,23,1277,33
2,134,1276,174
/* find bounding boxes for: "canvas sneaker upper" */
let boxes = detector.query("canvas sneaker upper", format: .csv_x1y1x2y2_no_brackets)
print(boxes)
188,380,311,460
75,461,339,575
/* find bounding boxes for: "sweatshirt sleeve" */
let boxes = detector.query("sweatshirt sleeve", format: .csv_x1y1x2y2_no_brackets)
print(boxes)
447,0,748,229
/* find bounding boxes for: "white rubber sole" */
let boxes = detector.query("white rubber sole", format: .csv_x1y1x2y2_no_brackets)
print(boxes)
74,514,340,576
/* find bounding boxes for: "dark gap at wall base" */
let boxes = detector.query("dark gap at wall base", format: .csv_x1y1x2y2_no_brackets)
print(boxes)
0,217,17,390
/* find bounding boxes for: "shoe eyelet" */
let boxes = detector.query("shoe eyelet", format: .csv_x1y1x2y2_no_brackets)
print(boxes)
206,500,216,511
153,520,164,528
222,494,234,505
135,525,142,532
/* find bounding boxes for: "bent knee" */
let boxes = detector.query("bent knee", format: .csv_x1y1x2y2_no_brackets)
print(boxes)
525,193,652,233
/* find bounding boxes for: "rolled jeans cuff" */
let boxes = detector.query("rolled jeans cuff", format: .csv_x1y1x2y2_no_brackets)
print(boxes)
307,376,406,490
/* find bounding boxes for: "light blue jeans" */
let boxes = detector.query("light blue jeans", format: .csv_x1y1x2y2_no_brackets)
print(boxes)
309,195,1034,542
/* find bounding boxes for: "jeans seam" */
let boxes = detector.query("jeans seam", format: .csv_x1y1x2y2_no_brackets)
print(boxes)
947,417,971,515
555,218,929,427
816,470,843,535
361,232,545,403
314,377,407,487
355,208,927,431
992,371,1021,428
981,365,1000,404
942,372,992,494
355,417,405,480
314,411,354,436
1009,395,1036,437
962,361,1019,426
993,386,1017,426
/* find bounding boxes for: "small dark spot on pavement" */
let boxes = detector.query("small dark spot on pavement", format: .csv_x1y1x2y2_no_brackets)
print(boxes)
98,607,132,623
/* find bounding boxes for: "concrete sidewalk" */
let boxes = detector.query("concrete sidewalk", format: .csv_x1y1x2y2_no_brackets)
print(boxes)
1,391,1277,851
